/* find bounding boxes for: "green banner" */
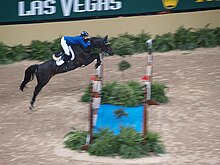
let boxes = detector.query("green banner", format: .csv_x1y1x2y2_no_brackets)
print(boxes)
0,0,220,24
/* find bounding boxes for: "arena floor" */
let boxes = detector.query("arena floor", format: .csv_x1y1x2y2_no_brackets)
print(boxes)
0,47,219,165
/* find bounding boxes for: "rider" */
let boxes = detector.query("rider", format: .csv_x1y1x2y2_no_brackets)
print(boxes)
61,31,91,71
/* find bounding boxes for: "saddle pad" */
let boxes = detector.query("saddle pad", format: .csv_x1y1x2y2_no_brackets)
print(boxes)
56,59,64,66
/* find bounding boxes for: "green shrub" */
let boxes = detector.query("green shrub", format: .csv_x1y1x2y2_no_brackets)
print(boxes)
116,32,151,53
117,127,144,158
174,26,197,50
80,85,91,102
107,81,144,107
142,131,165,155
0,42,11,64
112,36,134,56
29,40,53,61
114,108,128,119
126,81,145,104
1,26,220,65
101,82,117,104
118,59,131,81
9,44,28,62
118,60,131,72
195,24,218,48
108,83,134,106
154,33,175,52
119,145,143,158
133,31,151,53
64,128,165,158
151,82,169,103
88,129,119,156
64,130,87,150
213,27,220,45
50,37,62,53
118,33,136,41
81,81,168,106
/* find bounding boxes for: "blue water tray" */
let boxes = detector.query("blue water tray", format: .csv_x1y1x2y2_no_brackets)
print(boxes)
94,104,144,135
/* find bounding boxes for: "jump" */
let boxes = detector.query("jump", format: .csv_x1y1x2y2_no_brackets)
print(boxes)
19,35,114,110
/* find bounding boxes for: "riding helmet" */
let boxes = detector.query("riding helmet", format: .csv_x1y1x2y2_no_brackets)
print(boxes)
80,31,89,37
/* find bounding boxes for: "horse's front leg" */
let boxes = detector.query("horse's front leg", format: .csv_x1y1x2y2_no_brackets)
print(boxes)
94,53,102,69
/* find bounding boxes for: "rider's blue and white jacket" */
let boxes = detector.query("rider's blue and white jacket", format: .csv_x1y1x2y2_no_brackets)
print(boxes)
64,36,90,48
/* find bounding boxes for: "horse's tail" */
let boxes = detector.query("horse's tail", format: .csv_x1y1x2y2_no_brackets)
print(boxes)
20,64,38,91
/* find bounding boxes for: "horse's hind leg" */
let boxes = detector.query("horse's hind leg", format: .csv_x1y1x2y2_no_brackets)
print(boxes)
29,84,42,110
29,79,50,110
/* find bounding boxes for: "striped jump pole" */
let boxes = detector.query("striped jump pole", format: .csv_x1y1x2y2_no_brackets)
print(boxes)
85,53,103,146
142,39,156,139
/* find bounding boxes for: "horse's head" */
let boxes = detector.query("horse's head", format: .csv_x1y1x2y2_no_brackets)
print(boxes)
90,36,114,56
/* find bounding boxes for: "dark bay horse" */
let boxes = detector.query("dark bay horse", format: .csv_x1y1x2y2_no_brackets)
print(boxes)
20,35,114,109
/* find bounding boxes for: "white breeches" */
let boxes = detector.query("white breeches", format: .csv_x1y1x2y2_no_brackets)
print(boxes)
61,37,75,60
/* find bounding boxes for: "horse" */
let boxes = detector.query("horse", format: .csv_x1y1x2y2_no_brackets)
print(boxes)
20,35,114,110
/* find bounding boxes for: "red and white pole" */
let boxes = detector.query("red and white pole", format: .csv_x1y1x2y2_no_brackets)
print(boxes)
142,39,153,138
86,53,103,145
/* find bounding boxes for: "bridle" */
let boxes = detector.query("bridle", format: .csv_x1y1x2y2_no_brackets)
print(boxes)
89,37,113,55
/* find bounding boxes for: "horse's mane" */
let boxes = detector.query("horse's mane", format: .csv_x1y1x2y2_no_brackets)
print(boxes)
89,37,103,48
90,37,101,40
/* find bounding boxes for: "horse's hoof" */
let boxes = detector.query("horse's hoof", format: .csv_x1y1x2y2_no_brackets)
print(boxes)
29,104,34,110
95,63,101,69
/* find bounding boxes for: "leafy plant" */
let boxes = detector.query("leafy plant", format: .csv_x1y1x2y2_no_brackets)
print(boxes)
88,129,119,156
117,127,144,158
64,130,87,150
9,44,28,61
0,42,11,64
80,85,91,102
64,128,165,158
112,36,134,56
108,83,133,106
151,82,168,103
1,27,220,65
195,24,218,48
213,27,220,45
118,60,131,72
50,37,62,53
101,82,117,104
142,131,165,155
133,31,151,53
174,26,197,50
154,33,175,52
114,108,128,119
108,82,144,107
118,33,136,41
119,144,143,158
118,59,131,81
81,81,168,106
29,40,52,61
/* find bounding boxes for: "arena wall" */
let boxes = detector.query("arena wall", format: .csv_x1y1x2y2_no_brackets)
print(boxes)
0,9,219,46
